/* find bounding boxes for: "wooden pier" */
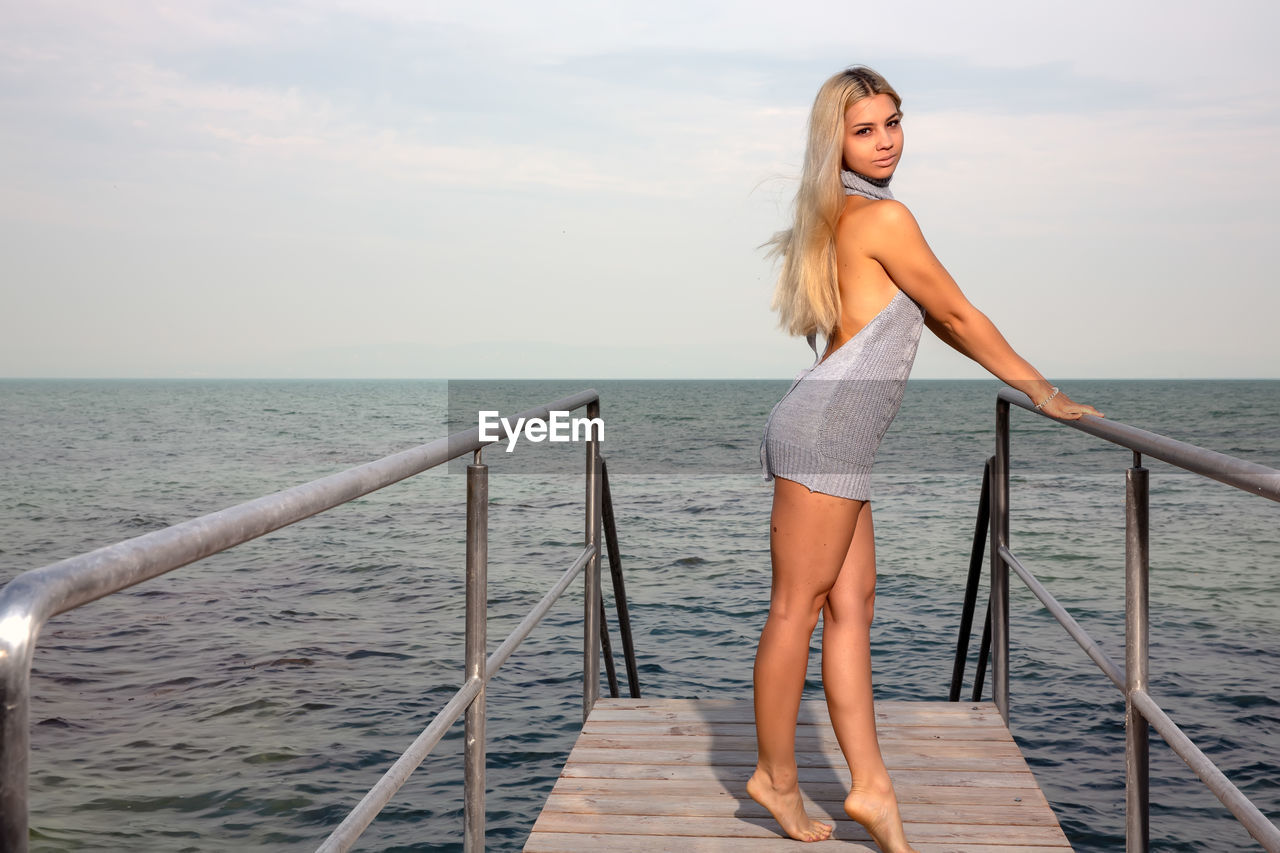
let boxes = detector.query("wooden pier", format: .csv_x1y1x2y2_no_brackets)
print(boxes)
525,697,1073,852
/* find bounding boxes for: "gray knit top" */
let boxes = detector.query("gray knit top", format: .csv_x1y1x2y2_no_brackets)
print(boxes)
758,169,925,500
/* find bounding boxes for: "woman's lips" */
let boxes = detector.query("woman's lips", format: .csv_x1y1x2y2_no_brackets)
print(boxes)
873,154,896,165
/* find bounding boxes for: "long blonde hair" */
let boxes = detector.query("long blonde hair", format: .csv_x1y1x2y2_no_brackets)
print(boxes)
766,66,902,338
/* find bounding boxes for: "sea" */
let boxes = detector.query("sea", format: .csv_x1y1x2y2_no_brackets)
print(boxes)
1,378,1277,852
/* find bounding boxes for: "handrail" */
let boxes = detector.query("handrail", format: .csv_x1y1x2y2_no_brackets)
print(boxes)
0,389,639,853
316,544,597,853
950,388,1280,852
995,387,1280,500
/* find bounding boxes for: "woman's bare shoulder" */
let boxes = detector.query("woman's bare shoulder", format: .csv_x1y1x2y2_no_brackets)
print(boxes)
837,198,922,250
840,197,915,228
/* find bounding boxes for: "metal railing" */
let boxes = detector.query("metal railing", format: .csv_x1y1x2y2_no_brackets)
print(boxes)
950,387,1280,852
0,389,639,853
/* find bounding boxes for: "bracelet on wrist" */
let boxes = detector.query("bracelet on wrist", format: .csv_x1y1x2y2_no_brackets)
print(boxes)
1033,385,1060,410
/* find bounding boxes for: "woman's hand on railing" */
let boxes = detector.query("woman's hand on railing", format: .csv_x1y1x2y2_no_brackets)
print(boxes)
1038,390,1104,420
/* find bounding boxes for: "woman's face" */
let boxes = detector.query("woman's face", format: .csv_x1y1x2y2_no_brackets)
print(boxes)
841,93,903,178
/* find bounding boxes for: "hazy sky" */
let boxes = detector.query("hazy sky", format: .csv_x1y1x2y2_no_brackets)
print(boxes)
3,1,1278,379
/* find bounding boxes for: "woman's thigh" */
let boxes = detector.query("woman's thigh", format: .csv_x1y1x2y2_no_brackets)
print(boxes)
825,499,877,623
769,477,864,612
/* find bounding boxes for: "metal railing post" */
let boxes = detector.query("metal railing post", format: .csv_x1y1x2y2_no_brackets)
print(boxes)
0,604,36,853
992,398,1011,723
598,589,619,697
1125,453,1151,852
583,400,603,722
464,452,488,853
973,598,993,703
951,457,992,701
600,458,640,698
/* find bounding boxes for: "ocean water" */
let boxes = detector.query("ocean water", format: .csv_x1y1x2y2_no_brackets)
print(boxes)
1,378,1277,852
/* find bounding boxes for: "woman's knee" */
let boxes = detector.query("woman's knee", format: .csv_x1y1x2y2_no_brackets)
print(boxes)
768,592,828,633
824,587,875,627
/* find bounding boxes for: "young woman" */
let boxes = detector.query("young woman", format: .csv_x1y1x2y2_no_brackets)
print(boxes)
752,66,1104,848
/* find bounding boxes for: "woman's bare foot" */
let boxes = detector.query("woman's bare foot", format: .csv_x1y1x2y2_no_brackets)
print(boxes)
747,767,833,842
843,780,918,853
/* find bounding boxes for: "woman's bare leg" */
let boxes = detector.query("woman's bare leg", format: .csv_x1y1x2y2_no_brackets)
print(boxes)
748,477,860,842
821,499,918,853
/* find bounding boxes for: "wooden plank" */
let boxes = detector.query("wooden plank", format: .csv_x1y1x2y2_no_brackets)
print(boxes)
559,762,1042,787
590,698,991,711
915,846,1072,852
530,813,1073,845
524,832,876,851
572,732,1027,757
563,746,1034,771
526,833,1070,852
539,793,1061,826
584,704,1001,726
547,777,1053,809
524,698,1073,851
582,721,1015,740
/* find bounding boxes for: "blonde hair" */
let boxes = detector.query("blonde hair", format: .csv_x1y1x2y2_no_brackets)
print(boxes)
765,66,902,338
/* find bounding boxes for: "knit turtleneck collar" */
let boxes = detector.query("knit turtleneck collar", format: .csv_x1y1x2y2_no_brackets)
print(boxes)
841,168,894,201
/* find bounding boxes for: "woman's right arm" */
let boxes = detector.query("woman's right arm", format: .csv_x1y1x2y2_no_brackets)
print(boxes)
862,200,1104,421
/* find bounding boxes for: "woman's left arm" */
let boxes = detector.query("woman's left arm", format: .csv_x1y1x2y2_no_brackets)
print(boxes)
923,313,972,359
863,201,1105,421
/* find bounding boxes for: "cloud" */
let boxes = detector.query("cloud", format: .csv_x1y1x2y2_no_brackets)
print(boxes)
2,0,1278,378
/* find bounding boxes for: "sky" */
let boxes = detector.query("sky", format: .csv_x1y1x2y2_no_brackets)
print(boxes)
2,0,1278,379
